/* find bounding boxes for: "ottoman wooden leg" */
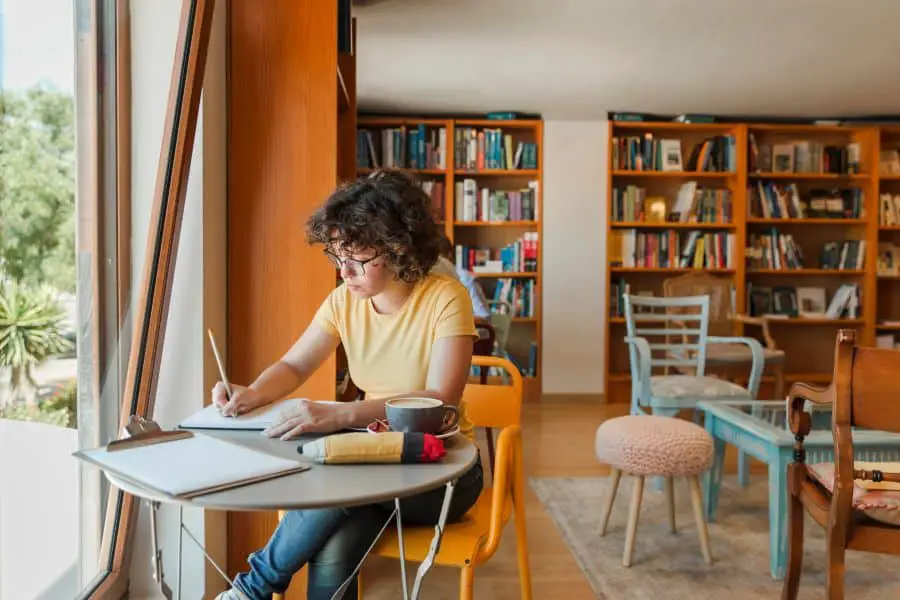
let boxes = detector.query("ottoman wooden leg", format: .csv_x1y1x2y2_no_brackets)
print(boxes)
623,475,645,567
600,467,622,536
688,475,713,565
665,477,676,533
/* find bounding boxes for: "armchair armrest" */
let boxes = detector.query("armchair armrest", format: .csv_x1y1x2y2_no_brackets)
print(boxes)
786,381,833,439
624,336,653,415
735,313,777,349
707,335,765,397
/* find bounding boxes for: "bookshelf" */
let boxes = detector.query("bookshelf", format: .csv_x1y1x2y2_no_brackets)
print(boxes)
357,116,543,382
605,120,884,403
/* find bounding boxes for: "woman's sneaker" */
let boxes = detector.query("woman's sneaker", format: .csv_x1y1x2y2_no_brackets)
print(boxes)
215,589,250,600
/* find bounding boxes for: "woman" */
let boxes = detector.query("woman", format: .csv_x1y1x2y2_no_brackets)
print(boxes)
214,171,484,600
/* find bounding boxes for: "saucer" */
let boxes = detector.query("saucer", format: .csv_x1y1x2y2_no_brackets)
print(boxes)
365,420,460,439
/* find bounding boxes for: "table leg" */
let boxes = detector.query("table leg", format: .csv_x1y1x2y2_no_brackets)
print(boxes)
768,451,791,580
148,500,173,599
177,504,184,600
703,434,726,522
395,498,410,600
410,480,457,600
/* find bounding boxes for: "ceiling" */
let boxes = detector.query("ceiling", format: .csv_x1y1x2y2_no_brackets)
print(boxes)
353,0,900,120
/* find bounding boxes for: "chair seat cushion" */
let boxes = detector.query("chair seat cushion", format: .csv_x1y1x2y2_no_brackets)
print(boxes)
705,344,786,365
595,415,713,477
650,375,753,399
373,489,510,566
808,462,900,526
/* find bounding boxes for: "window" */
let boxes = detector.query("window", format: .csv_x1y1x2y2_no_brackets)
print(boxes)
1,0,216,597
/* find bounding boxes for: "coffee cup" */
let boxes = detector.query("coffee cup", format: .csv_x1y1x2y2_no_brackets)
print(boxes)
385,397,459,434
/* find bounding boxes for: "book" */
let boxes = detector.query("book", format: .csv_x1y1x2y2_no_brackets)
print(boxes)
178,398,342,431
74,430,310,499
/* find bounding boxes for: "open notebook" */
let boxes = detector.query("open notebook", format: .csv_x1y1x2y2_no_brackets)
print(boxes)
178,399,344,431
74,432,309,499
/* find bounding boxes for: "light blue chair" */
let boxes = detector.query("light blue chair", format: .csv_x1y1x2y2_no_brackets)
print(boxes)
623,293,764,486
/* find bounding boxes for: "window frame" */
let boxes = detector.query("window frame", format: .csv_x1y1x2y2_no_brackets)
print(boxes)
75,0,217,597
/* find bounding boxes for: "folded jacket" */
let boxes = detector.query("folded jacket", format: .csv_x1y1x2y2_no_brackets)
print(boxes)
298,431,446,464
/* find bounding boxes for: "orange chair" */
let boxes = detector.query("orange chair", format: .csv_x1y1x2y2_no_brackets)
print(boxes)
362,355,533,599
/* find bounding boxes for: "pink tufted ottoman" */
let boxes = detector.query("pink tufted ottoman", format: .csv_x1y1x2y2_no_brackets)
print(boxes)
595,414,714,567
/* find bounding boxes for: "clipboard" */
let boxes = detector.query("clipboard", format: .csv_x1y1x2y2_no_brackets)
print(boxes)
74,417,311,500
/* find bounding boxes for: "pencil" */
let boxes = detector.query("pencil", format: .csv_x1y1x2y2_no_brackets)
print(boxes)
207,329,233,400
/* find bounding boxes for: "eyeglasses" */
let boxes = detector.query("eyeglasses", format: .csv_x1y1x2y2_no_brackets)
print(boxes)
324,250,381,277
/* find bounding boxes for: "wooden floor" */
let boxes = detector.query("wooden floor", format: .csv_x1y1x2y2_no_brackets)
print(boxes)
359,400,763,599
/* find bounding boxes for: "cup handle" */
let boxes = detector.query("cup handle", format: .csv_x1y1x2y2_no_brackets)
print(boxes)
442,405,459,429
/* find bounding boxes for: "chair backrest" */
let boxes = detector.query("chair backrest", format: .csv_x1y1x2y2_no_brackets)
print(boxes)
463,355,523,429
832,329,900,434
662,271,735,337
623,293,710,376
487,300,513,353
474,321,496,357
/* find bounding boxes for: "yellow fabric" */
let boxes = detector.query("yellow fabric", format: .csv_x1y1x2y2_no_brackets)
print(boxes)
322,432,404,464
314,274,477,441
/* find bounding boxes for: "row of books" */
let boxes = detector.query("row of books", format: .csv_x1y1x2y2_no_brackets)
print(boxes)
749,135,861,174
488,278,537,318
418,180,445,220
610,182,732,223
455,179,539,222
357,126,447,170
749,183,864,220
879,193,900,226
745,231,866,270
611,134,736,172
747,283,860,320
454,127,538,170
610,230,735,269
454,234,539,274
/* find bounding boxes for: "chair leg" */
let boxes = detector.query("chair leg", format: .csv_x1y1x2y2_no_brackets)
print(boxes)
600,467,622,536
825,543,846,600
665,477,676,533
688,476,713,565
781,477,804,600
459,564,475,600
485,426,496,478
623,475,645,567
513,450,534,600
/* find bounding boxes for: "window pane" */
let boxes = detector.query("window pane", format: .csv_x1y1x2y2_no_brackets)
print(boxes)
0,0,124,596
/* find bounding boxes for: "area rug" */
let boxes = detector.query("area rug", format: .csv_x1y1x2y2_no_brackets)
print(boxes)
529,475,900,600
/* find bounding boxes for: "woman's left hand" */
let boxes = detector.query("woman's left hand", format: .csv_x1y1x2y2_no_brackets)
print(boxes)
264,400,353,440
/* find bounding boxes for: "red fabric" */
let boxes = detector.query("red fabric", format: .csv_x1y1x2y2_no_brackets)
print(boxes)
420,435,446,462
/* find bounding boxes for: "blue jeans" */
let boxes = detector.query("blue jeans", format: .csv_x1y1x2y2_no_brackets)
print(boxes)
233,459,484,600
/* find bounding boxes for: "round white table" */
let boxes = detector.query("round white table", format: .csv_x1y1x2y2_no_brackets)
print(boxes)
103,429,479,600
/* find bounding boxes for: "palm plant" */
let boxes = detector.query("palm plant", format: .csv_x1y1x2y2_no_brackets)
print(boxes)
0,281,72,407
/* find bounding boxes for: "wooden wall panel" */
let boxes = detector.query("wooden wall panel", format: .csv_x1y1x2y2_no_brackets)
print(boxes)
226,1,339,595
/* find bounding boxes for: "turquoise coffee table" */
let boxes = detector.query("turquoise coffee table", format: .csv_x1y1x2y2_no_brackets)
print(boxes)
698,399,900,580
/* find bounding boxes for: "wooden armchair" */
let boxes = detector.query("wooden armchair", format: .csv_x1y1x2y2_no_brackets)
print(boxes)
783,329,900,599
663,271,787,398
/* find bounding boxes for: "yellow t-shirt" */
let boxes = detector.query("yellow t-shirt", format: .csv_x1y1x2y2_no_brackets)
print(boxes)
314,274,478,441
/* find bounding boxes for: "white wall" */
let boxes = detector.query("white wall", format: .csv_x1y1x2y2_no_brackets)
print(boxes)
128,0,226,597
542,120,608,395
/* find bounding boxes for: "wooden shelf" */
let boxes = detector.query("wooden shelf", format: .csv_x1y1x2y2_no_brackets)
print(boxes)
746,218,867,226
605,120,882,404
747,269,865,276
748,172,869,180
610,170,732,178
454,220,537,227
454,169,539,176
610,267,736,274
474,271,537,278
609,221,735,230
357,117,543,380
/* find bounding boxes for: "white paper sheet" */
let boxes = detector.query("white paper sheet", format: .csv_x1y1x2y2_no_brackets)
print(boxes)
76,433,307,498
178,398,342,431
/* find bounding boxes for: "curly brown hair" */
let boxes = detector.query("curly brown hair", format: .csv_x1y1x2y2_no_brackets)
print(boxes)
306,170,443,283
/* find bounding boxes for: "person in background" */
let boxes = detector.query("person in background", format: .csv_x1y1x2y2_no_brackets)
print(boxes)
433,237,492,320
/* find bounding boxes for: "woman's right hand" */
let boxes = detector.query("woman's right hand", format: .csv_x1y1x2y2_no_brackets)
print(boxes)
212,382,266,417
